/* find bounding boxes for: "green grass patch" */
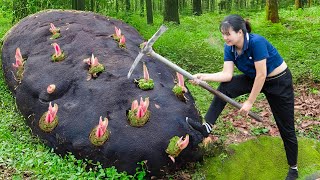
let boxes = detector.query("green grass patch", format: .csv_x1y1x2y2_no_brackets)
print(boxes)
200,136,320,180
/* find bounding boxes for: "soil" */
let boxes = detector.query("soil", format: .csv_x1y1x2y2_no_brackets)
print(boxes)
220,82,320,145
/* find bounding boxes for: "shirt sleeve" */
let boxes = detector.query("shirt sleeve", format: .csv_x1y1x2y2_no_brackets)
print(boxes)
252,37,269,62
223,44,234,61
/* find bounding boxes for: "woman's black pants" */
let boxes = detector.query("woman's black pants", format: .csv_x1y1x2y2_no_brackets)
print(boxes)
205,68,298,166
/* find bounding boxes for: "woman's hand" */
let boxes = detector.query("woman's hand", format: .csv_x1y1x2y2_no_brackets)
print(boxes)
189,74,204,85
239,100,253,116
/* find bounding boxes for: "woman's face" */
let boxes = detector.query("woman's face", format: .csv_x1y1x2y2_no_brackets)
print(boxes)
221,28,243,46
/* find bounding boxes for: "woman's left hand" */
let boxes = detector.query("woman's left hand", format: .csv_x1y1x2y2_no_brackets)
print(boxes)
239,100,253,116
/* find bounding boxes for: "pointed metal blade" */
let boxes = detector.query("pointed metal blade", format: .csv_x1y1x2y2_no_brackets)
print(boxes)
127,52,144,79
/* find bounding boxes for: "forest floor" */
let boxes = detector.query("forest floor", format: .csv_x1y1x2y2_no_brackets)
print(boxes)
219,82,320,146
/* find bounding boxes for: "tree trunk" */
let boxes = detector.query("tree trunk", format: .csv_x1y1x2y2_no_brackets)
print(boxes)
140,0,145,16
90,0,95,12
126,0,131,11
164,0,180,24
72,0,76,9
307,0,312,7
295,0,302,9
146,0,153,24
210,0,215,12
72,0,85,10
193,0,202,16
115,0,119,13
266,0,279,23
159,0,163,13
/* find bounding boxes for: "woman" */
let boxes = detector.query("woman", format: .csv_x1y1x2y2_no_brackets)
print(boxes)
187,14,298,180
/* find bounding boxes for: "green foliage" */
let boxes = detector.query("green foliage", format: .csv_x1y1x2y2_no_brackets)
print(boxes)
137,78,154,90
172,85,183,95
88,63,105,74
250,127,269,135
165,136,181,157
127,109,150,127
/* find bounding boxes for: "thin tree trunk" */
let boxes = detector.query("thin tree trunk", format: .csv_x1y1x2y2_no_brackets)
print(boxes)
295,0,302,9
210,0,215,12
140,0,145,16
159,0,163,13
307,0,311,6
193,0,202,16
126,0,130,11
72,0,85,10
72,0,77,9
90,0,95,11
266,0,279,23
164,0,180,24
146,0,153,24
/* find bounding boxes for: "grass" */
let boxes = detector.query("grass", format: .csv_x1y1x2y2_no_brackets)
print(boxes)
1,5,320,179
201,136,320,180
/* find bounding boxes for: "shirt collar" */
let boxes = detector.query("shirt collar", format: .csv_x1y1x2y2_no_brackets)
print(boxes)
231,33,250,53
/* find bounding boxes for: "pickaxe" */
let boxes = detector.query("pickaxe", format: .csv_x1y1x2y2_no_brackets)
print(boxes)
128,25,262,122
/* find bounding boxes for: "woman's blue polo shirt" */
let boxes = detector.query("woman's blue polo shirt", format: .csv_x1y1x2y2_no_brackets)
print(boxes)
224,33,283,79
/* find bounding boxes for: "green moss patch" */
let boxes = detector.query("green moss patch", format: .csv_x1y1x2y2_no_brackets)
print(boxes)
201,136,320,179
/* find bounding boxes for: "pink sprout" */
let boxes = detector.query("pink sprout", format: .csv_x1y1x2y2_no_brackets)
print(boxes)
131,97,149,118
119,35,126,46
90,54,99,67
114,26,122,39
168,134,189,163
177,72,187,92
52,43,62,57
143,63,150,80
49,23,59,34
12,48,23,68
177,134,189,150
83,54,100,67
45,102,58,124
131,100,139,111
169,155,176,163
95,116,108,138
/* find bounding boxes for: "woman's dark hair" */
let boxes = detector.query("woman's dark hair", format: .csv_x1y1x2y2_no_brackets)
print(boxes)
220,14,251,35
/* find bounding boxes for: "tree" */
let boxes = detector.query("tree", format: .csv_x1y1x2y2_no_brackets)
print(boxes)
266,0,279,23
115,0,119,13
193,0,202,16
146,0,153,24
125,0,131,11
307,0,312,7
210,0,216,12
72,0,85,10
295,0,302,9
164,0,180,24
90,0,95,12
140,0,145,16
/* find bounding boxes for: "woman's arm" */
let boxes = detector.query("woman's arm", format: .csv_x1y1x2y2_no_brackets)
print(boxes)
193,61,234,82
240,59,267,114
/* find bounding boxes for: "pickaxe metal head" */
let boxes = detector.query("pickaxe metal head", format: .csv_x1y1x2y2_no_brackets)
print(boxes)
127,25,168,79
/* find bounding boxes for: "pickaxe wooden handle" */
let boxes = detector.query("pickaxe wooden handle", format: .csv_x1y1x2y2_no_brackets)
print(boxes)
128,25,262,122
